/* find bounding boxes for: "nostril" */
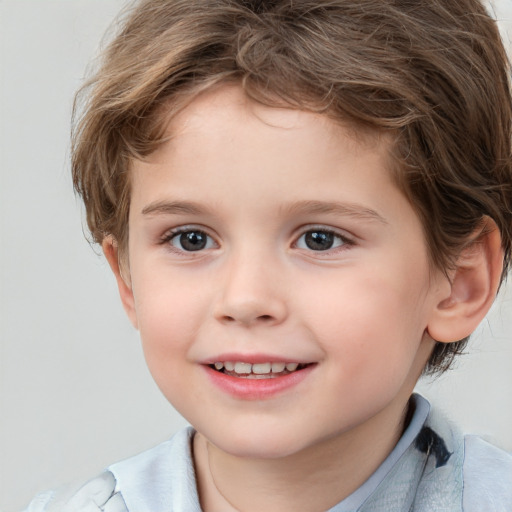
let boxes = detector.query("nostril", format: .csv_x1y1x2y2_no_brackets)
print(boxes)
221,313,273,324
215,301,286,325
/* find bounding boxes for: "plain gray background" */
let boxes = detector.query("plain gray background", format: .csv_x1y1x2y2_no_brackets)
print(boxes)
1,1,511,511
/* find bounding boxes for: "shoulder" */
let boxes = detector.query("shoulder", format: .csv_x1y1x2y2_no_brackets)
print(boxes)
463,435,512,512
23,427,197,512
23,471,127,512
411,396,511,511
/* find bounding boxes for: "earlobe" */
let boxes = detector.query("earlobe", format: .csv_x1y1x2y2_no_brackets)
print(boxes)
102,237,139,329
427,218,503,343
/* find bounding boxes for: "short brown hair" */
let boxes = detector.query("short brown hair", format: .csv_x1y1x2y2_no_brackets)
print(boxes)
72,0,512,373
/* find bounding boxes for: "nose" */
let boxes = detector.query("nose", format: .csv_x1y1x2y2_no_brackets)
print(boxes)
213,252,288,327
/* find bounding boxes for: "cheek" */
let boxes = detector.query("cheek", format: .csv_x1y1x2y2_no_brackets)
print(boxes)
299,269,431,377
131,269,206,370
134,287,203,407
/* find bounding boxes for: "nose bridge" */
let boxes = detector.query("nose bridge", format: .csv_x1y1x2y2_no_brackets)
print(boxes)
215,243,287,326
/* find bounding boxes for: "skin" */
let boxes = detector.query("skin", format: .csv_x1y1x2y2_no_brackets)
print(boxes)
104,85,502,512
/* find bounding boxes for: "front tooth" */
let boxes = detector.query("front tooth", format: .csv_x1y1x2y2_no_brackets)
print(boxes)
271,362,286,373
214,362,224,370
286,362,299,371
224,361,235,371
234,362,252,374
252,363,271,374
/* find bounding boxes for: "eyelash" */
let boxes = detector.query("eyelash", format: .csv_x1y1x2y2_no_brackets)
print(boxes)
159,226,355,254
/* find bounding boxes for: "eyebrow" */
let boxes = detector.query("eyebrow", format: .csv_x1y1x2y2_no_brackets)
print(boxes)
141,200,211,216
280,200,388,224
141,199,387,224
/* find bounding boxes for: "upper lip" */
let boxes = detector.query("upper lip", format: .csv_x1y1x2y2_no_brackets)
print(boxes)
200,353,313,365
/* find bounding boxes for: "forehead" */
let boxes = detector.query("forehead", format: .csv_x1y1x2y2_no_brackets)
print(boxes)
130,84,400,218
149,84,389,163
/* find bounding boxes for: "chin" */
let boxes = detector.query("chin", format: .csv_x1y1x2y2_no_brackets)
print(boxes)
202,422,319,460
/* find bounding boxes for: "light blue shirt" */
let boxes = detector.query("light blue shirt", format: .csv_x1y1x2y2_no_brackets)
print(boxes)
25,395,512,511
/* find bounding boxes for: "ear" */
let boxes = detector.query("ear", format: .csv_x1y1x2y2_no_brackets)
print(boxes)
102,236,139,329
427,218,503,343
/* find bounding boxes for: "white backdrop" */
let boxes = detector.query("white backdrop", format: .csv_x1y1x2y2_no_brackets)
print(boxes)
1,1,511,511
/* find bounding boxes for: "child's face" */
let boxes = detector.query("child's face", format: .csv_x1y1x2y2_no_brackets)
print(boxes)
121,85,448,458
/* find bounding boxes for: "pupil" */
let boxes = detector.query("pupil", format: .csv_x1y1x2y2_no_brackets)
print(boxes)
180,231,207,251
305,231,334,251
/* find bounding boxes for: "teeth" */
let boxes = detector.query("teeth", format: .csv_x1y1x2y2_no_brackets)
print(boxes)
252,363,271,374
212,361,305,375
271,362,286,373
234,362,252,374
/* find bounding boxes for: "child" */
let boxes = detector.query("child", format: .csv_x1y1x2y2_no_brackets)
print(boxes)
26,0,512,510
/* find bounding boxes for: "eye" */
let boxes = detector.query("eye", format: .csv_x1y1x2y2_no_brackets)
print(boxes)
168,229,215,252
295,229,349,251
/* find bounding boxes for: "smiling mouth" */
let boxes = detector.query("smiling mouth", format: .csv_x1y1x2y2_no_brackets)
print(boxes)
208,361,311,379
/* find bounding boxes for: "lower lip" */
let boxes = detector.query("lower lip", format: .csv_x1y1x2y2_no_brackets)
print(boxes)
202,364,315,400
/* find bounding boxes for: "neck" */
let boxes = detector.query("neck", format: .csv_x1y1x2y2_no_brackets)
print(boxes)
194,394,412,512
